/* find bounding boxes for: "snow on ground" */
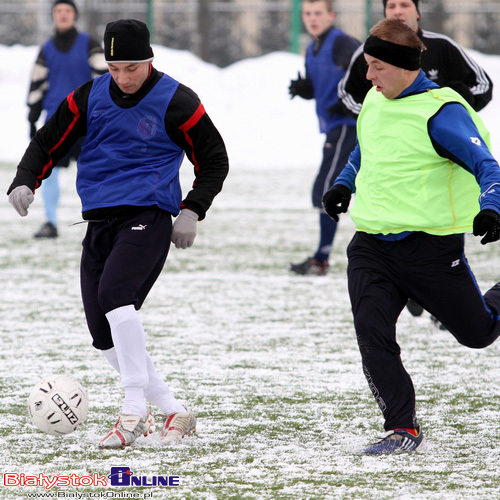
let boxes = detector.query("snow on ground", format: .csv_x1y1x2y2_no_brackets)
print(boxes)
1,43,500,499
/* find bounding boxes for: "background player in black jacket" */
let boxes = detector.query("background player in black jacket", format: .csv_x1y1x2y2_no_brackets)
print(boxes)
9,19,229,448
338,0,493,116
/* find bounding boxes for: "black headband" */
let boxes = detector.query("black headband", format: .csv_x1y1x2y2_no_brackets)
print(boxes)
364,35,421,70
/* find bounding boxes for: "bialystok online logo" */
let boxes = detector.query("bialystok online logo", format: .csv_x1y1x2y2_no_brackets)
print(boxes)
108,467,179,487
2,467,179,490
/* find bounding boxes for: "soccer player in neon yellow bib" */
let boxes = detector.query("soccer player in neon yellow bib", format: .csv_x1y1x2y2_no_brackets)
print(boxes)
323,18,500,455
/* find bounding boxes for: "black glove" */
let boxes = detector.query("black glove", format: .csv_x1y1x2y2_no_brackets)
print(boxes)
288,72,313,100
473,209,500,244
322,184,352,222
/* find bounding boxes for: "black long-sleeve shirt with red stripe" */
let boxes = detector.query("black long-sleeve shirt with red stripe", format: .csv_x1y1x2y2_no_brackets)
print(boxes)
9,67,229,221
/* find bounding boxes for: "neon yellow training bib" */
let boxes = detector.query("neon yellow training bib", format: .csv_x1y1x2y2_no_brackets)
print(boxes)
352,87,490,235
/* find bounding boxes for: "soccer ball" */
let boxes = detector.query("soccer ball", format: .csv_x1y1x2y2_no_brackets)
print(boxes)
28,374,88,436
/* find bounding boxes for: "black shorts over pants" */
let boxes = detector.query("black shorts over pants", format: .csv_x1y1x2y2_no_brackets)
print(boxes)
80,208,172,350
346,231,500,430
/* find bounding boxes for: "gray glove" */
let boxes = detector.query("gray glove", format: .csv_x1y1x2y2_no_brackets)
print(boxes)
9,185,34,216
171,209,198,249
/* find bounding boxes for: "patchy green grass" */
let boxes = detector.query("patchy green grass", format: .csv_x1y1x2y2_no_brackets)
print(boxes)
1,162,500,499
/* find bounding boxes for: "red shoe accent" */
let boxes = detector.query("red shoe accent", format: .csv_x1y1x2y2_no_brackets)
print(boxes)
395,427,418,436
115,429,127,446
164,414,184,434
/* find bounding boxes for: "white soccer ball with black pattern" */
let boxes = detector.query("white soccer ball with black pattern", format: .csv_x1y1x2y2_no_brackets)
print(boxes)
27,374,88,436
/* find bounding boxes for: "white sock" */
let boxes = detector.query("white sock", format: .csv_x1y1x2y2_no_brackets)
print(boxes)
101,343,184,415
144,353,185,415
102,346,120,372
105,305,148,417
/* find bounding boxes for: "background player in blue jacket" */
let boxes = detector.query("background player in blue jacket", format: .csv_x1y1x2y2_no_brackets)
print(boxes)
27,0,107,239
9,19,229,448
288,0,359,276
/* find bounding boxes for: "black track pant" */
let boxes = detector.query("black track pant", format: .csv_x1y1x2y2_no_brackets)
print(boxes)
346,231,500,430
80,208,172,350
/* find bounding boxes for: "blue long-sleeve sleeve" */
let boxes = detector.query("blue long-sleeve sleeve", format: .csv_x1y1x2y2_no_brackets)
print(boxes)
334,142,360,192
428,103,500,213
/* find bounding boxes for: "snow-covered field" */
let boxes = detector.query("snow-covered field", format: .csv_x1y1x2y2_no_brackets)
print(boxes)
1,43,500,499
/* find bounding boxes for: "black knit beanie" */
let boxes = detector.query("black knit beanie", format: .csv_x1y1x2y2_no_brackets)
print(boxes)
53,0,78,15
383,0,420,16
104,19,154,63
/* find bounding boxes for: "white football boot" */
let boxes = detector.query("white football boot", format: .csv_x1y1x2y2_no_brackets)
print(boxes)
159,408,196,445
99,412,154,448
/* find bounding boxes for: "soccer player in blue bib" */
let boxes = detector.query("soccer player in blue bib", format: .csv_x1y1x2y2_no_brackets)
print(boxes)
288,0,359,276
28,0,107,239
9,19,229,448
